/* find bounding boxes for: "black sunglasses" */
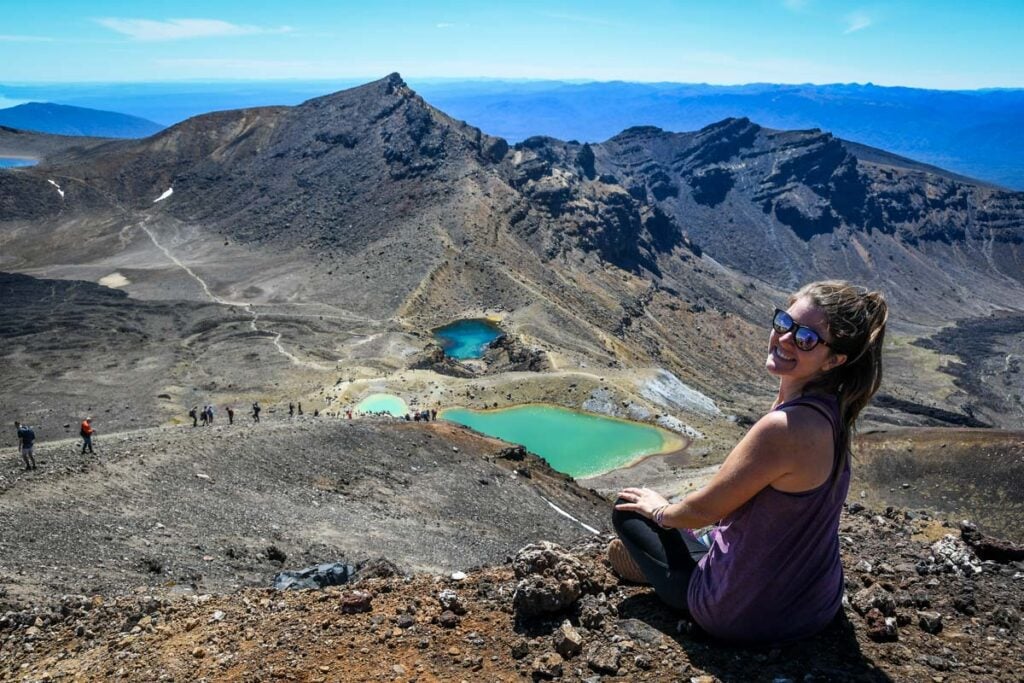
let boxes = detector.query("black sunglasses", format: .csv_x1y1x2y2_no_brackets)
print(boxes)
772,308,831,352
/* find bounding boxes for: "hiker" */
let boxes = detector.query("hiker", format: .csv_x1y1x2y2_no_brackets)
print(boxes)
207,405,215,425
189,405,198,427
200,406,209,426
289,402,295,418
298,402,303,416
80,417,96,454
346,409,352,420
226,406,234,425
431,408,438,421
252,401,261,423
611,281,888,644
14,421,37,471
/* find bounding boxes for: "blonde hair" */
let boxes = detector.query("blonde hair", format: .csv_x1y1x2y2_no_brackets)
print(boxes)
790,281,888,479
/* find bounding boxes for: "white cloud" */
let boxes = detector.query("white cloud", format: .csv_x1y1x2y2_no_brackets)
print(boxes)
95,18,293,41
0,34,54,42
844,11,872,33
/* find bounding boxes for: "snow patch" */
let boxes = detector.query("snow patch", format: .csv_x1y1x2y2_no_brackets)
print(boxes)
47,179,64,198
639,369,720,417
542,497,600,535
98,272,130,289
153,187,173,203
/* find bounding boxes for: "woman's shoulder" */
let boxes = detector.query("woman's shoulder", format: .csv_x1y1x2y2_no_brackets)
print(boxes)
755,397,836,445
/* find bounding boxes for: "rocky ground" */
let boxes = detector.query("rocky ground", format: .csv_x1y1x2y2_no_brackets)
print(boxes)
0,418,607,606
1,508,1022,682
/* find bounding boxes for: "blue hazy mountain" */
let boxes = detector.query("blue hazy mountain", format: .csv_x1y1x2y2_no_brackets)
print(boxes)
0,102,163,138
2,80,1022,188
413,81,1024,190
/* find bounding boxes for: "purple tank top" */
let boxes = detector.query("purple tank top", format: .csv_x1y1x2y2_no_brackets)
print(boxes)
687,394,849,643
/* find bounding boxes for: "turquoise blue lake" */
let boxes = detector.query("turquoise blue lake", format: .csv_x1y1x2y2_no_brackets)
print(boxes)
433,319,504,359
441,404,682,478
0,158,37,168
356,393,409,416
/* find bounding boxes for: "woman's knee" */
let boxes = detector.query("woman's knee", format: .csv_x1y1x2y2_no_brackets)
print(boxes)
611,498,647,535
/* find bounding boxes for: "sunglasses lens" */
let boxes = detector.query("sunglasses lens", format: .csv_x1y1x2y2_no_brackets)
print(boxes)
794,327,819,351
772,310,791,334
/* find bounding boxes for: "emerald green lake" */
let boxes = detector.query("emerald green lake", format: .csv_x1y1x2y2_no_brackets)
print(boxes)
441,404,680,478
356,393,409,416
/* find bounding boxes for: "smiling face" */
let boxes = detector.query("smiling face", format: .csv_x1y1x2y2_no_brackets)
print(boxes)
766,296,844,386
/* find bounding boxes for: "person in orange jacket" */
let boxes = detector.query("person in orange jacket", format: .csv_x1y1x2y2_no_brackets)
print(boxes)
80,417,95,454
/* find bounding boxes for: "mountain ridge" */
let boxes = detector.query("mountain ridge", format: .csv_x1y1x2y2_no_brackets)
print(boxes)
0,101,163,138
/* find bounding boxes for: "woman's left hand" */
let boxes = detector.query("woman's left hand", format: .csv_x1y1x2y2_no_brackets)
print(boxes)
615,487,670,519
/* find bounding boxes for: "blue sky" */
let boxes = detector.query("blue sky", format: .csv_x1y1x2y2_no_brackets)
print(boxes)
1,0,1022,88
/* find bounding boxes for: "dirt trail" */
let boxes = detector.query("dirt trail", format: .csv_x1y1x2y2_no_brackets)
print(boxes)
136,217,332,370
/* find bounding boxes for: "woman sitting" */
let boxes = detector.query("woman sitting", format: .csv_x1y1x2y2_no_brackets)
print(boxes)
611,280,888,643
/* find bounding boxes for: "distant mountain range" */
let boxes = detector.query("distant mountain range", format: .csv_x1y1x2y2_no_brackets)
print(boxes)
2,79,1022,188
0,102,163,138
2,74,1023,428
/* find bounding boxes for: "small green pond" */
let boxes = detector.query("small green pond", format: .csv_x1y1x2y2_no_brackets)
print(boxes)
356,393,409,417
441,404,682,478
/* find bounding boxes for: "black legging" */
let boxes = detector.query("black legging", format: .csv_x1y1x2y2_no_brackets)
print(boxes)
612,499,709,612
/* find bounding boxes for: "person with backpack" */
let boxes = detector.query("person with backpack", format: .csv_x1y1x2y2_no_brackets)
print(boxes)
252,401,261,423
80,417,95,454
226,405,234,425
14,421,37,471
189,405,198,427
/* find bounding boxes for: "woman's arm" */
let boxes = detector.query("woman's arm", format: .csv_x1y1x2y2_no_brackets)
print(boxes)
617,408,822,528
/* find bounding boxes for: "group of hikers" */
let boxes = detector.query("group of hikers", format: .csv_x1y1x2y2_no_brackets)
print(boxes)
186,400,327,426
13,396,437,473
12,417,96,472
188,405,231,427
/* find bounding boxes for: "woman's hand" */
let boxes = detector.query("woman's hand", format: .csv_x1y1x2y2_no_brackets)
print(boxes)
615,487,670,519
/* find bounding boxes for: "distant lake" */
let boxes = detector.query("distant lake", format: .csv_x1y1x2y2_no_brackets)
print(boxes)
433,319,504,359
0,157,37,168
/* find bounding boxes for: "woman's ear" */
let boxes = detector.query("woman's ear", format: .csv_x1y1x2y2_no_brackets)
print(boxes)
824,353,848,371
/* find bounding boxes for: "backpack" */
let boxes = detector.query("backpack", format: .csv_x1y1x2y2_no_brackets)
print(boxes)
20,427,34,442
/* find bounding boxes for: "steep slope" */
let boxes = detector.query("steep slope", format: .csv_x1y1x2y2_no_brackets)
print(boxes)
0,102,163,138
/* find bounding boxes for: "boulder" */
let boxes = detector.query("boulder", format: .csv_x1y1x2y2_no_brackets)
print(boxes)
438,610,460,628
585,643,621,675
530,652,564,681
864,608,898,642
552,620,583,659
852,583,896,617
340,590,373,614
512,542,600,617
437,589,467,615
273,562,355,591
917,611,943,634
961,526,1024,563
